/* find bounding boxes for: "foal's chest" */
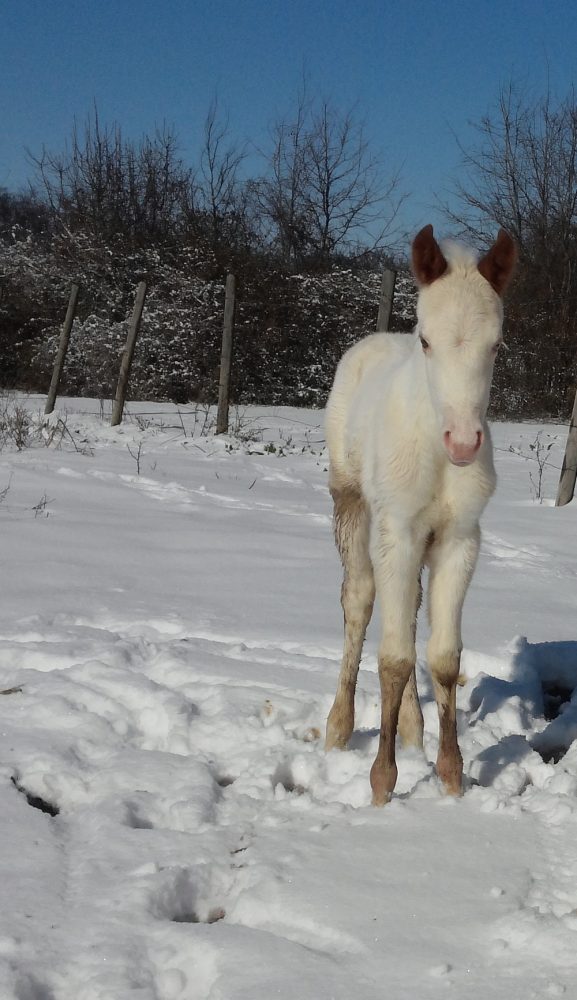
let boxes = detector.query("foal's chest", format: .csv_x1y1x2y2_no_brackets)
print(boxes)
415,461,489,540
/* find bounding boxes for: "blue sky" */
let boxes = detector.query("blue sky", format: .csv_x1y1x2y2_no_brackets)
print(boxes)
1,0,576,243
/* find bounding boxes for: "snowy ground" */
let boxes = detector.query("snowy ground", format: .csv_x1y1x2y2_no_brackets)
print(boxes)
1,394,576,1000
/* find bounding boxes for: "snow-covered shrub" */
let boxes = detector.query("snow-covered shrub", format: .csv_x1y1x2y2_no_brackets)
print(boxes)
2,223,576,417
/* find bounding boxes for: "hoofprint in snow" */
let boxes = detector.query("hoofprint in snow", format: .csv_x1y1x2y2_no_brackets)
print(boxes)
0,395,576,1000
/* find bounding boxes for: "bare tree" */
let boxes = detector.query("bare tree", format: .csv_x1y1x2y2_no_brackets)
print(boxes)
29,107,191,243
193,97,249,251
250,86,314,266
254,93,405,269
304,101,403,266
445,83,577,340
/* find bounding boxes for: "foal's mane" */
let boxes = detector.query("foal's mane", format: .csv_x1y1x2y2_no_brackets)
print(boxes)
438,239,479,276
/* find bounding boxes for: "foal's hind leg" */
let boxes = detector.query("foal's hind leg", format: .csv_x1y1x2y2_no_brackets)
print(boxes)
398,669,424,749
397,577,424,749
325,486,375,751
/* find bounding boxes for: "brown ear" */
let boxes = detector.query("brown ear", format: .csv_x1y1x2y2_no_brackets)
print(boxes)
411,224,448,285
478,229,517,296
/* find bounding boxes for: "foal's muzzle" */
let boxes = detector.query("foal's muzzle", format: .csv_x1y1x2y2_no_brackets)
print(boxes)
443,429,483,466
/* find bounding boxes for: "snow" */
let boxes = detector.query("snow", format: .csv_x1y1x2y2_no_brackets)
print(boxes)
0,394,576,999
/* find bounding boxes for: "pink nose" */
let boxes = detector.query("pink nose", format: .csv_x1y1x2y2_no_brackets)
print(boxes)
444,430,483,466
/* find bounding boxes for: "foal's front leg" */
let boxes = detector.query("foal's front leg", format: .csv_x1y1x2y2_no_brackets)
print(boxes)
427,526,480,794
370,522,423,805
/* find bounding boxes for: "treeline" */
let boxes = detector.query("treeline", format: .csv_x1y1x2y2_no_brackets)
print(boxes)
0,97,411,406
1,86,576,418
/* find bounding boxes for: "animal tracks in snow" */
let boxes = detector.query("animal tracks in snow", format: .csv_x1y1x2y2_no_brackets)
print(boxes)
483,530,549,570
0,616,377,997
1,615,577,998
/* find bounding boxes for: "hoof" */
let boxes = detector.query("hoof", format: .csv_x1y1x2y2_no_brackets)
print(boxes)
371,790,391,807
370,759,397,806
440,778,463,797
325,708,353,751
436,755,463,796
324,732,349,751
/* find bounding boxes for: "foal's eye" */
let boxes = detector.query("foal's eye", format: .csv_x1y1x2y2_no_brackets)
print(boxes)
419,336,430,352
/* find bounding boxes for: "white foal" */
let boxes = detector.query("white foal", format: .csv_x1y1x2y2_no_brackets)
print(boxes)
324,224,517,805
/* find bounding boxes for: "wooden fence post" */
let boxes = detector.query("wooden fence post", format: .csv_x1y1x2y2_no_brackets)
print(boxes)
376,268,397,332
44,283,80,415
111,281,147,427
556,386,577,506
216,273,236,435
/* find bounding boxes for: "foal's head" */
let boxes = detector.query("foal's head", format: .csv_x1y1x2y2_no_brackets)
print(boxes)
411,225,517,466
